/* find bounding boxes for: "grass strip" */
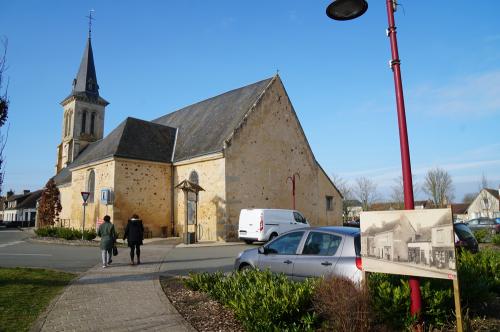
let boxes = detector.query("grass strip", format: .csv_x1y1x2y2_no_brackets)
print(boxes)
0,267,76,332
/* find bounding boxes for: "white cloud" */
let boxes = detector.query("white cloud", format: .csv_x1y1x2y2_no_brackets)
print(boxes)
408,70,500,116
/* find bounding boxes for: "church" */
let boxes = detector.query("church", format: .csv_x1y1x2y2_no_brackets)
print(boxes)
53,33,342,241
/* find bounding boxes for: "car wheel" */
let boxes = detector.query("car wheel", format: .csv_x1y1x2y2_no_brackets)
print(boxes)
268,233,278,241
240,264,253,272
244,240,254,244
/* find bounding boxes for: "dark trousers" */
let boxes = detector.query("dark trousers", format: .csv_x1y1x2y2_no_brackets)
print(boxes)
129,243,141,260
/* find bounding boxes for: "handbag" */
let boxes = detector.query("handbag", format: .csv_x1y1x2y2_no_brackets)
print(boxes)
112,245,118,256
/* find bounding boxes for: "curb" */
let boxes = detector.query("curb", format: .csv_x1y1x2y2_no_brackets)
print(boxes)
154,245,197,332
175,241,248,248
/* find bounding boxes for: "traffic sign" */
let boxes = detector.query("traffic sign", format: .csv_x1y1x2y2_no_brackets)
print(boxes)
81,191,91,203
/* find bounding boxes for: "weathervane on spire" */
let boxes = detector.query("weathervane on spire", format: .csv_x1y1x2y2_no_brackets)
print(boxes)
86,9,95,38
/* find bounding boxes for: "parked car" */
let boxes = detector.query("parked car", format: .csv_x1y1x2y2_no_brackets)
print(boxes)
465,217,500,235
454,222,479,253
238,209,310,244
234,226,362,283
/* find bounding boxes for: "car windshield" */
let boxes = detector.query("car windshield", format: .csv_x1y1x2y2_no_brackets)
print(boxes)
455,224,474,240
354,235,361,256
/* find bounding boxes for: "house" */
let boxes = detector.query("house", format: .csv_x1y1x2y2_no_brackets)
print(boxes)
53,33,343,241
467,188,500,220
3,190,43,226
345,199,362,220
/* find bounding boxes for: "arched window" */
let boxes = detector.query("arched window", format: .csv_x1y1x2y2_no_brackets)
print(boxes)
90,113,96,135
81,111,87,134
189,171,199,184
87,170,95,203
64,113,68,136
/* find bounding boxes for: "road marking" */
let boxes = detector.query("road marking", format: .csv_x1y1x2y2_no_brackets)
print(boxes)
0,253,52,256
0,230,22,233
0,240,25,248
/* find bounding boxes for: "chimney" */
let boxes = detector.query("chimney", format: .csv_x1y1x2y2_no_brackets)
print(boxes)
23,190,30,195
6,190,14,198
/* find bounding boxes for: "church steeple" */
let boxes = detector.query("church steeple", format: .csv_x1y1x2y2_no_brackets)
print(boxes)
56,12,108,174
72,37,99,97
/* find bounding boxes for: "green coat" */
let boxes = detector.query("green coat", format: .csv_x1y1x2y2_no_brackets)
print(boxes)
98,221,116,250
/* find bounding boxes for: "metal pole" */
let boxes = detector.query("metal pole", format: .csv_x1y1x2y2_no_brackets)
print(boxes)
82,203,86,240
385,0,421,317
292,175,296,210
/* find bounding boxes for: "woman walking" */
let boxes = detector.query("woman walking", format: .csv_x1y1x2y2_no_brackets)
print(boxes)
123,214,144,265
97,215,116,268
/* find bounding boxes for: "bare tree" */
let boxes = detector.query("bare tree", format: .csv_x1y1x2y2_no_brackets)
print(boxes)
0,37,9,195
423,167,454,208
390,175,420,209
332,174,353,221
354,176,378,211
462,193,476,204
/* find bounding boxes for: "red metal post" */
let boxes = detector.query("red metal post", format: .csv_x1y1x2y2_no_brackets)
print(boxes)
287,173,300,210
385,0,421,317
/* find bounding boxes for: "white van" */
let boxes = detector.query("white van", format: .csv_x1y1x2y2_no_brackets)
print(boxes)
238,209,310,244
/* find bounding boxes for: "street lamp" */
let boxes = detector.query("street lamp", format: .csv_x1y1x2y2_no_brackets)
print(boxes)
326,0,421,318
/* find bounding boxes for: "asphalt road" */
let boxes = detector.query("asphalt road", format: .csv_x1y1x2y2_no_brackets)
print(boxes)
0,227,100,273
0,226,256,275
160,243,254,276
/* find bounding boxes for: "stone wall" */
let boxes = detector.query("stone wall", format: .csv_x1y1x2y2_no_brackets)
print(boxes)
113,159,171,236
67,159,115,231
225,77,341,238
174,155,226,241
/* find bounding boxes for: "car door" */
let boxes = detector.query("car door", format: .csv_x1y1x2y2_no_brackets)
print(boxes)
292,231,344,281
257,231,305,277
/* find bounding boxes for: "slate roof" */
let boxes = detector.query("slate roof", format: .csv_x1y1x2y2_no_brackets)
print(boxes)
485,188,500,200
153,77,273,161
17,190,43,209
61,37,108,105
70,117,177,169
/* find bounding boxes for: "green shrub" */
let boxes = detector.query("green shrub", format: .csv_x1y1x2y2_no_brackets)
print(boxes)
35,227,57,237
368,249,500,329
184,269,318,332
83,229,97,241
492,234,500,246
473,229,490,243
56,227,79,240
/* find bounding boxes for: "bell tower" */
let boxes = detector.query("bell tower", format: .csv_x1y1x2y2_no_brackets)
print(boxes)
56,13,108,173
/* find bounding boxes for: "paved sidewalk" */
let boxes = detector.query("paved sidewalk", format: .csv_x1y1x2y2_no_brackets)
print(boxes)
37,244,195,332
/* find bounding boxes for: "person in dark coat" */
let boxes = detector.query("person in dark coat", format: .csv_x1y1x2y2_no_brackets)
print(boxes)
123,214,144,265
97,215,116,268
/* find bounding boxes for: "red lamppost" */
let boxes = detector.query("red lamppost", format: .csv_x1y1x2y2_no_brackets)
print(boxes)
326,0,421,318
287,173,300,210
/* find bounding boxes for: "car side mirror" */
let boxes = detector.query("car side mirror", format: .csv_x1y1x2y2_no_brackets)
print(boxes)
258,246,267,255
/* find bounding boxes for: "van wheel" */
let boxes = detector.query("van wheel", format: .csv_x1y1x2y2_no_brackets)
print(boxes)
244,240,254,244
269,233,278,241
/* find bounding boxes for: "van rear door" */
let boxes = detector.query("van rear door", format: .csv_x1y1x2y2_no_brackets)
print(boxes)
238,209,262,240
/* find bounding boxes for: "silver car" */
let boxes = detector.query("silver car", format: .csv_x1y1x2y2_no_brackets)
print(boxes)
234,226,362,283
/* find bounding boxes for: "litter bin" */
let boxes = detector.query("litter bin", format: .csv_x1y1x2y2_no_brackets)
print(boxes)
184,232,196,244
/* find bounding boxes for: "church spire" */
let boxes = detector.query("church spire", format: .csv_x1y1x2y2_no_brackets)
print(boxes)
71,10,99,97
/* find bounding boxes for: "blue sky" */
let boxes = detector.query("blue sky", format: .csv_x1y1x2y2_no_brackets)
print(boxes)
2,0,500,202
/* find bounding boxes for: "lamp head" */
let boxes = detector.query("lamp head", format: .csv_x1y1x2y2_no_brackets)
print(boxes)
326,0,368,21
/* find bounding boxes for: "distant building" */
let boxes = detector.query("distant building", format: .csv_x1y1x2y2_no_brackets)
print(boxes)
467,188,500,219
3,190,43,226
